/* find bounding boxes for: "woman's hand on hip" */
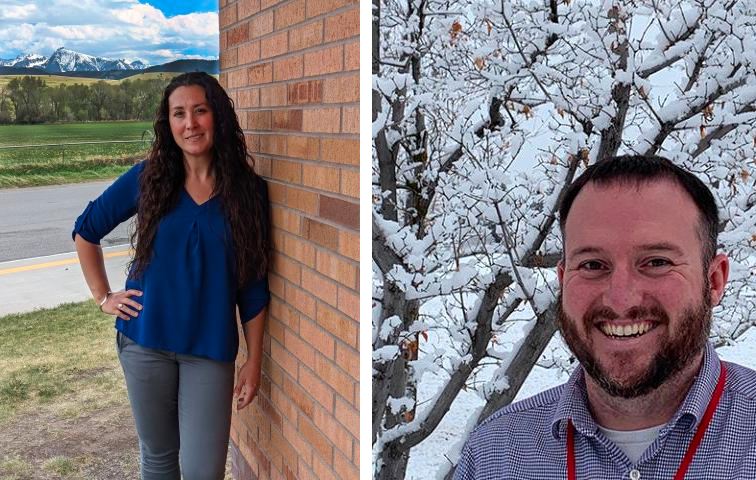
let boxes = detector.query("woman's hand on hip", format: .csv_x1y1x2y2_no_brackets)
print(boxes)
101,290,143,320
234,360,261,410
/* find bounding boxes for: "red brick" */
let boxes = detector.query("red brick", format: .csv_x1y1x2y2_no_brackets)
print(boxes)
302,163,340,192
299,366,334,410
337,230,359,261
299,317,335,358
321,138,358,165
238,88,259,108
285,376,314,418
301,267,338,307
285,329,315,365
249,62,273,84
315,354,353,402
344,40,358,71
335,341,358,382
334,396,359,438
305,0,356,18
268,182,286,205
222,47,238,69
340,169,358,198
262,0,286,10
303,45,343,77
261,31,288,59
274,55,303,81
270,339,298,378
323,74,358,103
303,218,339,250
287,136,319,160
248,110,272,130
220,3,238,28
283,418,313,465
271,383,298,424
272,109,303,131
273,252,301,284
319,196,358,230
275,0,306,29
239,41,261,65
229,68,248,89
316,303,357,348
268,317,286,344
239,0,261,20
251,11,274,38
220,32,228,52
333,449,359,480
289,20,323,52
341,106,358,134
284,234,316,267
260,84,288,107
271,159,301,184
315,250,356,289
260,134,287,155
336,286,358,320
287,80,322,105
253,155,271,177
258,394,284,430
324,8,359,42
298,416,332,461
229,23,250,47
286,282,317,318
310,454,336,480
302,108,340,133
313,406,353,457
285,185,319,214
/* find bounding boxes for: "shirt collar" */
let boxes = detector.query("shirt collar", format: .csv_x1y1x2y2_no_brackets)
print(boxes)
550,343,722,440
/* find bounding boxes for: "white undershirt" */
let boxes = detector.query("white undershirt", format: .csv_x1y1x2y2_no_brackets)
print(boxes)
597,424,664,464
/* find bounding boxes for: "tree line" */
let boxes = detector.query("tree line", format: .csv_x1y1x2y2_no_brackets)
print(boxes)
0,75,171,124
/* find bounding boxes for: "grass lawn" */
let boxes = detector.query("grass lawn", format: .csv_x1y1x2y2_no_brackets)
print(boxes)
0,301,139,479
0,121,152,188
0,301,233,479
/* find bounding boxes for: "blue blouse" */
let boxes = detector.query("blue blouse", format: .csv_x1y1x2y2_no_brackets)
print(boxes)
72,160,269,362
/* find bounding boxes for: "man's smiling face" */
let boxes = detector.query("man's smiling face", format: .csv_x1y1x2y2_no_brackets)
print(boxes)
557,179,726,398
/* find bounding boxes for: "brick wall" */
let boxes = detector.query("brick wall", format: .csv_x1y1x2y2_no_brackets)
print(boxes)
218,0,359,479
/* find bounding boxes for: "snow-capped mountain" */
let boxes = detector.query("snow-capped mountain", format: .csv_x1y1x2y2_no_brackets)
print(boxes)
0,53,47,69
0,47,147,72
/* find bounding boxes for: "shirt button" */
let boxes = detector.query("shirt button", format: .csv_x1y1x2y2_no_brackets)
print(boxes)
629,469,641,480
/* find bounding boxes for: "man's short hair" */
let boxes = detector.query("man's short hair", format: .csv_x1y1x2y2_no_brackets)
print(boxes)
558,155,719,263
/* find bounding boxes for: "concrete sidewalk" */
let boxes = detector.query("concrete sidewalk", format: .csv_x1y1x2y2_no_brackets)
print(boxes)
0,245,130,317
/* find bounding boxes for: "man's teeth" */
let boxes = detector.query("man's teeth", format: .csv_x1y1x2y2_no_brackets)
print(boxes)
599,322,654,338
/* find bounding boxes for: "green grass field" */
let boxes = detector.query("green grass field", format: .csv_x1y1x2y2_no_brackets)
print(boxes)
0,72,215,88
0,121,152,187
0,302,233,479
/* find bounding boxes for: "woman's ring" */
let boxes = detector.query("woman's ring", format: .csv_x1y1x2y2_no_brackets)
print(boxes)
118,303,123,309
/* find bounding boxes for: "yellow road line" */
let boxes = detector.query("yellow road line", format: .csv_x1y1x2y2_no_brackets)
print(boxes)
0,249,131,276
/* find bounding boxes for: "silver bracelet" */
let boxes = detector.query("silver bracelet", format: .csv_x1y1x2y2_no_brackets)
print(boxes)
98,291,112,311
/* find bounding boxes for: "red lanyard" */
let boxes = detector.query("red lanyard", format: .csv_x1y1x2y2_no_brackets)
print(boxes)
567,363,726,480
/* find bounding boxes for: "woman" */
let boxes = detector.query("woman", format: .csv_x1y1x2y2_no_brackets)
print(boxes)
73,71,271,479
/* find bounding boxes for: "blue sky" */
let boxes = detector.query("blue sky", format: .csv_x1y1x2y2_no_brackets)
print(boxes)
0,0,220,66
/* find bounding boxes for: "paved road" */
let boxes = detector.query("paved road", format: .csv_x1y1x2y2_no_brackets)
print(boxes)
0,180,131,262
0,246,130,316
1,180,131,316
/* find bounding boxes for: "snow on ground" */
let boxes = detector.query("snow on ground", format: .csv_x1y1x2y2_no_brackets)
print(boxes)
405,326,756,479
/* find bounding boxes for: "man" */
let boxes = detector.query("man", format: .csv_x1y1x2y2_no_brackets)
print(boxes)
454,156,756,479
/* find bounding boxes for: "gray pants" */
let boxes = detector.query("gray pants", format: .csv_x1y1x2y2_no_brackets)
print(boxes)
116,331,235,480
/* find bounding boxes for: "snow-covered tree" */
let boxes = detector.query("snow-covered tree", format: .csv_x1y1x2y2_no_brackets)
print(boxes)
372,0,756,478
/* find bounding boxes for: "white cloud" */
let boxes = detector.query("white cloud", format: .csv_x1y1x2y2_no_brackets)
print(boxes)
0,5,38,20
0,0,218,65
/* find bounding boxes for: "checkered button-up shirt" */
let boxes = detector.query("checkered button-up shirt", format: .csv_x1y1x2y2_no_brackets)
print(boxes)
454,343,756,479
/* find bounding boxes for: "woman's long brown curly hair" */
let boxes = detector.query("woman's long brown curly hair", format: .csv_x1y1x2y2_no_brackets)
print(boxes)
129,72,271,286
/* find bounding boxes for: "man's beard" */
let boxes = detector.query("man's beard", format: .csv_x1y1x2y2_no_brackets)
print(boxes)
556,286,712,399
